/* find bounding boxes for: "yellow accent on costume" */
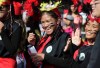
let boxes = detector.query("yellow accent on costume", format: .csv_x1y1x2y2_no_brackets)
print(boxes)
0,0,6,6
40,0,61,11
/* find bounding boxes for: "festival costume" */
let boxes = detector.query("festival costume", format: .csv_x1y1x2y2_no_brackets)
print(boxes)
38,31,69,68
87,31,100,68
42,42,93,68
0,18,22,68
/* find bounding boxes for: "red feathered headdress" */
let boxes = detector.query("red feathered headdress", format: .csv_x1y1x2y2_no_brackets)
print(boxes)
72,0,79,6
83,0,92,5
88,15,100,23
13,1,22,15
23,0,39,16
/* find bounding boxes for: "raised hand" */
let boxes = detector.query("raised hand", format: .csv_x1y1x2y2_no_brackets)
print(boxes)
64,38,71,52
72,28,81,46
27,33,36,45
64,28,81,52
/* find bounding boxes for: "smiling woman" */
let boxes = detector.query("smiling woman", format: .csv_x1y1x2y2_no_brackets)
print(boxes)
87,0,100,67
42,16,100,68
28,15,100,68
27,9,70,68
40,11,59,35
85,20,100,41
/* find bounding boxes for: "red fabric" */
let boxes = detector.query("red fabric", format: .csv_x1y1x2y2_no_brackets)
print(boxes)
72,0,78,6
38,36,52,53
73,49,79,60
63,9,68,14
95,18,100,23
23,1,33,16
83,41,88,45
0,57,16,68
88,15,100,23
26,0,39,6
78,5,82,13
37,36,54,68
84,0,91,4
13,1,22,15
23,0,39,16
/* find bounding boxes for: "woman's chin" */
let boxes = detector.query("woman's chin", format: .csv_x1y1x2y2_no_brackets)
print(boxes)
92,12,100,17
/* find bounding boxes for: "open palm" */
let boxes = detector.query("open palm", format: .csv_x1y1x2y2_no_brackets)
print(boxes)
72,28,81,46
64,28,81,52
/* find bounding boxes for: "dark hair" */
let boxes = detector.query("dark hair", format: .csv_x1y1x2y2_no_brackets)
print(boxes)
41,11,58,21
41,11,64,41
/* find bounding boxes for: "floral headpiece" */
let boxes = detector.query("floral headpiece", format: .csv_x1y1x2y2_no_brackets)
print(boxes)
40,0,61,11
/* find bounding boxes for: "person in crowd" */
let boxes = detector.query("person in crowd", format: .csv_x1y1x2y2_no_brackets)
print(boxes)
24,16,41,68
21,0,41,67
27,6,70,68
0,0,24,68
62,14,74,36
68,0,82,29
87,0,100,67
28,16,100,68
